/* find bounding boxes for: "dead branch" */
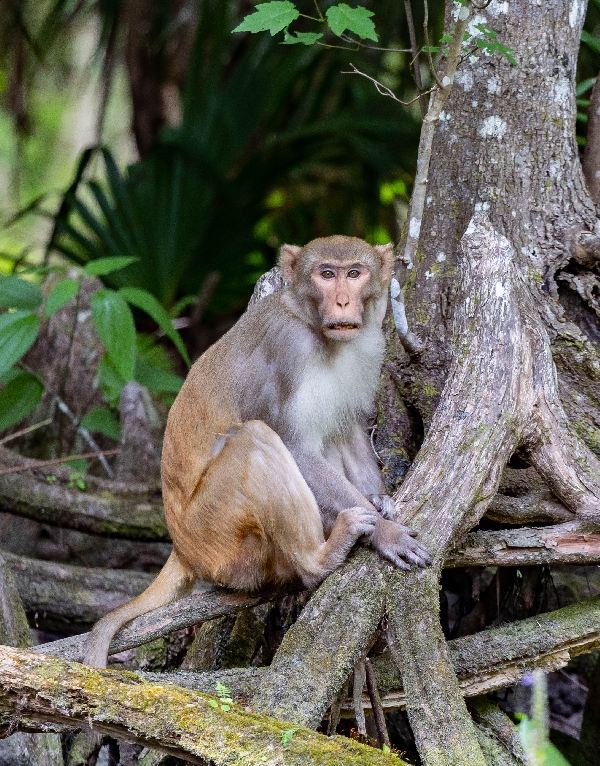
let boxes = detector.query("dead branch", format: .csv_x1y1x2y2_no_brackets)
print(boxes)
0,645,406,766
21,518,600,657
33,586,292,662
3,551,155,630
446,521,600,568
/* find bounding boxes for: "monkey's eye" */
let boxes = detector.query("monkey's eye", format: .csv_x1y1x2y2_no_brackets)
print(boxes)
320,269,335,279
347,269,361,278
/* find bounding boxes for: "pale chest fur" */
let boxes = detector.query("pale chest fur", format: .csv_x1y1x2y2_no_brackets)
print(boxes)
290,324,385,446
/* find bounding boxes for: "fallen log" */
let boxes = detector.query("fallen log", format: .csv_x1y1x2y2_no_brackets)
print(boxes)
0,645,405,766
0,447,167,541
3,551,155,631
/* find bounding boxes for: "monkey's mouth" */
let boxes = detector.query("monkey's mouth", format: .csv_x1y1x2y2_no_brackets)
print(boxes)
323,321,361,338
327,322,360,330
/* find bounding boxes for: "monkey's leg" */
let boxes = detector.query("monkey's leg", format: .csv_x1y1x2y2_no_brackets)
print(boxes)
178,421,378,590
83,551,194,668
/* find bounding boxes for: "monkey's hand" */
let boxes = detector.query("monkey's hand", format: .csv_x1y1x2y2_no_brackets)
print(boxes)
368,518,433,570
368,494,396,520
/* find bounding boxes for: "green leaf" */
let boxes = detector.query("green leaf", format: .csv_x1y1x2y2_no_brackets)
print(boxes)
215,682,232,698
577,77,596,97
0,372,43,431
0,276,43,311
91,290,136,381
45,278,80,318
233,2,299,35
421,45,440,53
280,728,299,746
119,287,190,366
282,31,324,45
135,359,184,393
326,4,377,41
97,354,126,407
0,312,40,379
80,406,121,441
84,256,140,277
582,30,600,56
208,700,219,709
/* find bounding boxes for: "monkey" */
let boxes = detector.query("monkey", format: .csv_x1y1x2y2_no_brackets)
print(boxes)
83,235,432,668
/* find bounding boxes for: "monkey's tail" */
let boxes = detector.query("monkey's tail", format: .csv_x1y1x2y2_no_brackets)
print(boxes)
82,550,194,669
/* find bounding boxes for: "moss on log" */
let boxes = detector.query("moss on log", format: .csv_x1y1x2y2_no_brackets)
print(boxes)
0,645,406,766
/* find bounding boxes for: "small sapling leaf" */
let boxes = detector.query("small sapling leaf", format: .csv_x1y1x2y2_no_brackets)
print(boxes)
233,1,300,35
45,278,79,318
326,4,377,41
280,728,299,746
282,31,324,45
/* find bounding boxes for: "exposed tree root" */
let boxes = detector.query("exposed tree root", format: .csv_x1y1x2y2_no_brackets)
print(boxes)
142,593,600,717
385,214,600,765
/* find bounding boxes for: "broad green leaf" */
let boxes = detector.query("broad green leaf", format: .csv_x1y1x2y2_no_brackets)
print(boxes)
0,312,40,379
97,353,125,407
0,276,43,311
582,30,600,56
80,406,121,441
0,372,43,431
91,290,136,381
326,4,377,41
233,1,299,35
282,31,324,45
120,287,190,366
45,278,80,318
135,359,184,393
84,256,140,277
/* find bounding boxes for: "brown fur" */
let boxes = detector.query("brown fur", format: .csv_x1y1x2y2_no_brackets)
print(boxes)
83,236,431,668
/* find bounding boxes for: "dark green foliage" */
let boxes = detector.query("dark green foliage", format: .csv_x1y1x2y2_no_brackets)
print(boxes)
48,0,420,312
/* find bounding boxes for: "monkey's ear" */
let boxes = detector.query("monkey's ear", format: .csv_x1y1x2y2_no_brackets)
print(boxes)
278,244,302,283
375,243,394,286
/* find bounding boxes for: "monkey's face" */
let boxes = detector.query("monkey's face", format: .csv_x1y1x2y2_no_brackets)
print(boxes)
310,260,372,340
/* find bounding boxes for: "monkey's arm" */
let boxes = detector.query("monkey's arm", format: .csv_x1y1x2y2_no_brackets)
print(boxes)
287,441,432,569
335,425,395,519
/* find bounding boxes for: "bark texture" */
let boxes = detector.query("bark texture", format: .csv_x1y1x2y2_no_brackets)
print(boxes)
0,645,406,766
374,3,600,762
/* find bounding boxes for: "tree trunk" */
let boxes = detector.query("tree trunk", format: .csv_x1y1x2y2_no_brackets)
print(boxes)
375,1,600,763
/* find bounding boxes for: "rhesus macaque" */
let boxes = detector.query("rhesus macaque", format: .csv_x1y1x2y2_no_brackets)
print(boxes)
84,236,432,668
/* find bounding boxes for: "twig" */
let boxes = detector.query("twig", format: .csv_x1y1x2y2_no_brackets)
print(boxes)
327,677,351,736
18,362,114,478
404,0,427,117
0,449,121,475
342,63,435,105
0,418,52,446
423,0,444,89
365,658,391,748
401,5,471,272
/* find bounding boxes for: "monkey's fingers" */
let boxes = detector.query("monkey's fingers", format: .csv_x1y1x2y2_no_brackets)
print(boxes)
400,525,418,537
383,551,411,570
